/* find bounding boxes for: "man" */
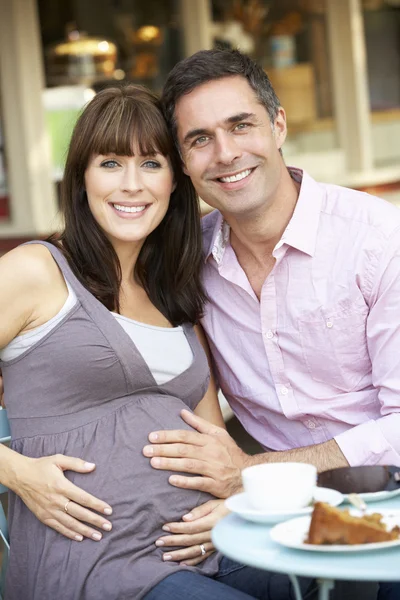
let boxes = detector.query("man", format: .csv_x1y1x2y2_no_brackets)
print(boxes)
140,50,400,596
144,47,400,493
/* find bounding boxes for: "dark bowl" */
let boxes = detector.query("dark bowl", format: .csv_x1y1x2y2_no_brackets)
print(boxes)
317,465,400,495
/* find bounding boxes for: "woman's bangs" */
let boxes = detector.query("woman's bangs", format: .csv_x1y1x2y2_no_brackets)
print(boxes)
89,99,171,159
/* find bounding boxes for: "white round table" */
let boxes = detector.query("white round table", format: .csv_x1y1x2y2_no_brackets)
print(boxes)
212,495,400,600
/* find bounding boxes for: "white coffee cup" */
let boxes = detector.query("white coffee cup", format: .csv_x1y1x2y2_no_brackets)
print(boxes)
241,462,317,511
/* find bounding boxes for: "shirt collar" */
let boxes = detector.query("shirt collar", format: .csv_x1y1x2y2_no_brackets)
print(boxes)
280,168,322,257
204,168,323,265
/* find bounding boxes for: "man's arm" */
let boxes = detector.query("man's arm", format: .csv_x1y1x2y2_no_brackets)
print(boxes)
333,234,400,467
144,409,348,498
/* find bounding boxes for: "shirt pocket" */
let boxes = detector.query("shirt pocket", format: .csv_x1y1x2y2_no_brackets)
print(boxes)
298,298,370,392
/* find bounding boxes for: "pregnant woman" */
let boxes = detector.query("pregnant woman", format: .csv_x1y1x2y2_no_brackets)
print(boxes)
0,85,306,600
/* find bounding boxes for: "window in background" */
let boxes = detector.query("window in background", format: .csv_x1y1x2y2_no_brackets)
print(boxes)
363,0,400,168
37,0,185,180
38,0,184,94
210,0,342,179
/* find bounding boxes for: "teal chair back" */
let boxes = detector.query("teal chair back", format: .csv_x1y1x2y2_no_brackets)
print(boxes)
0,409,11,600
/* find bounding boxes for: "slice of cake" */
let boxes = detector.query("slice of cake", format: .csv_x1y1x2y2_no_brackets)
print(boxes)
307,502,400,545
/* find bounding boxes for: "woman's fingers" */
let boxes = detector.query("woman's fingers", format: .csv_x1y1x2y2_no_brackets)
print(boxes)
182,499,220,522
16,454,113,541
58,502,112,538
161,541,215,564
156,531,211,549
64,478,113,516
181,551,214,566
42,517,85,542
40,508,107,542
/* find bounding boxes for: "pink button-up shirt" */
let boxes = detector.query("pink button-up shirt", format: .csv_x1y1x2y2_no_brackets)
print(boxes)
201,169,400,467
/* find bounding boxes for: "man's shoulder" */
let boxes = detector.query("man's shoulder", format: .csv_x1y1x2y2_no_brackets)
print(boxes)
201,209,222,254
320,181,400,238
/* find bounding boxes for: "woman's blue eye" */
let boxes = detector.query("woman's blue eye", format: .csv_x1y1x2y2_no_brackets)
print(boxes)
101,160,118,168
143,160,161,168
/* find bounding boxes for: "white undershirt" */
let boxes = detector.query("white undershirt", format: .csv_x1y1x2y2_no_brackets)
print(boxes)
0,282,193,385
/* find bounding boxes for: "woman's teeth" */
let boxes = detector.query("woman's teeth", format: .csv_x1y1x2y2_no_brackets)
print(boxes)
113,204,146,213
219,169,252,183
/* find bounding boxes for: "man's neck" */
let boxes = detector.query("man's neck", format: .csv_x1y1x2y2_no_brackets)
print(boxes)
225,170,300,266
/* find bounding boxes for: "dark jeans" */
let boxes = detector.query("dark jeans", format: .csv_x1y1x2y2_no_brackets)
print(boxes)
378,582,400,600
143,556,314,600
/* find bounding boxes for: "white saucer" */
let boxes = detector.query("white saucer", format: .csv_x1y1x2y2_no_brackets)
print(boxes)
225,487,343,524
270,508,400,552
345,488,400,503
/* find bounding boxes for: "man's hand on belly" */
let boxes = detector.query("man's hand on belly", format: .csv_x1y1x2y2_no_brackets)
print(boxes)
154,499,229,565
143,409,249,498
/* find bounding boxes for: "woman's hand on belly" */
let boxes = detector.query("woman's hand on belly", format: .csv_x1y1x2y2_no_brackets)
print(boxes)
154,499,229,565
13,453,113,541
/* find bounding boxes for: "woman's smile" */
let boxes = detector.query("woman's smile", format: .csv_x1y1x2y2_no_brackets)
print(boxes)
110,202,151,219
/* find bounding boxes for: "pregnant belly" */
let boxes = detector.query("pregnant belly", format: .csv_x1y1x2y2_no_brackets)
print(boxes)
63,394,213,545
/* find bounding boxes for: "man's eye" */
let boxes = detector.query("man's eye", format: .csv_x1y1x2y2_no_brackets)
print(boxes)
194,136,209,146
100,160,119,168
234,123,250,131
143,160,161,169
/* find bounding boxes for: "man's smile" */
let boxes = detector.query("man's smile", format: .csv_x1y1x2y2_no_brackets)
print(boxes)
213,167,256,190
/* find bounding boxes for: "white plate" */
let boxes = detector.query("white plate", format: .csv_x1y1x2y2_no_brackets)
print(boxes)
225,487,343,524
346,488,400,503
270,508,400,552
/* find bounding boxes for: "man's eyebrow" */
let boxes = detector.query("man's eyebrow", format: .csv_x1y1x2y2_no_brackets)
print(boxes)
225,112,257,124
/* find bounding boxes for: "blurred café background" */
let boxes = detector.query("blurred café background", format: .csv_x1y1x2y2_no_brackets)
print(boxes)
1,0,400,251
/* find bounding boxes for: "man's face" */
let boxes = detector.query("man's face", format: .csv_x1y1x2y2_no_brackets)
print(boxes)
175,76,287,217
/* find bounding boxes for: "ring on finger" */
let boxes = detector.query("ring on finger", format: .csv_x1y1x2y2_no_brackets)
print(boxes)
199,543,206,556
64,500,71,514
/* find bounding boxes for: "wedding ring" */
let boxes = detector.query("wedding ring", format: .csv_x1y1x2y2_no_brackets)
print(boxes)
64,500,71,514
199,544,206,556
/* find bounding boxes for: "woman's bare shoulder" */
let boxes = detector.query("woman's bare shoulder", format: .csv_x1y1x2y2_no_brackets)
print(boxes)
0,243,61,289
0,243,66,346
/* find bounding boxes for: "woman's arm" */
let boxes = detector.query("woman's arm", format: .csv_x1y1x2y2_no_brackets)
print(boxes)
0,245,113,541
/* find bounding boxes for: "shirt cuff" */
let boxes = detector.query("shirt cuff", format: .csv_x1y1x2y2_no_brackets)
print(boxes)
334,420,400,466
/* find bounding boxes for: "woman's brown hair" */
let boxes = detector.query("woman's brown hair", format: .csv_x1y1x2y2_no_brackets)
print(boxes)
49,84,206,325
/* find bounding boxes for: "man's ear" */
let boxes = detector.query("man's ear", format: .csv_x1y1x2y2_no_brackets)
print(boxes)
273,107,287,150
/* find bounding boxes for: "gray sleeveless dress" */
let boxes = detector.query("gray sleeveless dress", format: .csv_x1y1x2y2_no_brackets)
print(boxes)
0,241,221,600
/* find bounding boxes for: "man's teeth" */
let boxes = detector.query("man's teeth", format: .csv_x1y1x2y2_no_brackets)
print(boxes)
219,169,252,183
113,204,146,213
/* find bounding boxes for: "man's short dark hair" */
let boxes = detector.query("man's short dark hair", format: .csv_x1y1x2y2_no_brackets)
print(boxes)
161,48,281,149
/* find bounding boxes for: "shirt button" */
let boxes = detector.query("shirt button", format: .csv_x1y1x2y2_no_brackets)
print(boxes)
266,330,274,339
307,420,316,429
326,321,333,328
280,386,289,396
